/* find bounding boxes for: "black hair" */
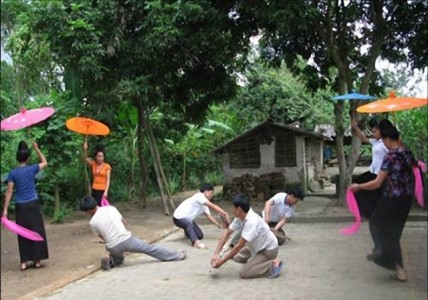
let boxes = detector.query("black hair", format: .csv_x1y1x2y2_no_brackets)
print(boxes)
93,146,105,158
200,183,214,193
79,196,98,211
379,119,399,141
287,187,304,201
16,141,31,162
368,118,379,129
232,194,250,213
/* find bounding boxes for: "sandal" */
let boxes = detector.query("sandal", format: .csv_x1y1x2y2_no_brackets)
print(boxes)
21,262,29,271
391,274,407,282
101,255,112,270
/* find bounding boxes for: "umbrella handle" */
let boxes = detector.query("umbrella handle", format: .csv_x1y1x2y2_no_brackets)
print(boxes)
84,135,88,143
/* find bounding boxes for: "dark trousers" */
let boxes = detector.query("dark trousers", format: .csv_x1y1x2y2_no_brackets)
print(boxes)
173,217,203,244
92,189,104,206
352,171,383,250
15,200,49,262
371,196,412,270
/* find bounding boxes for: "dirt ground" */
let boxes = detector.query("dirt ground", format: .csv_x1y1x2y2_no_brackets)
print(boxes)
1,189,221,300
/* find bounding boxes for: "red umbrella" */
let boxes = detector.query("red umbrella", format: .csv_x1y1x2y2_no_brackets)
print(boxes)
1,107,55,131
357,91,427,113
65,117,110,136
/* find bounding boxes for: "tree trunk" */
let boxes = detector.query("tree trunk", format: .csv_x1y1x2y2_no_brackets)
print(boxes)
83,158,91,196
136,100,147,209
140,109,170,215
127,126,138,202
334,100,349,206
146,118,175,211
53,183,60,217
182,156,186,191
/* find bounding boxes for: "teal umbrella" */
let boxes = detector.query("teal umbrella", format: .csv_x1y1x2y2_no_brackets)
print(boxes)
333,91,376,101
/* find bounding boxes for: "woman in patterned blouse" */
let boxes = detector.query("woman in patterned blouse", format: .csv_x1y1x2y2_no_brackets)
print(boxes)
350,119,417,282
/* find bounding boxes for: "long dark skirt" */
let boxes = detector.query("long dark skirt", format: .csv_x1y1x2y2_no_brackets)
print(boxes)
352,171,382,218
370,196,412,270
92,189,105,206
15,200,49,262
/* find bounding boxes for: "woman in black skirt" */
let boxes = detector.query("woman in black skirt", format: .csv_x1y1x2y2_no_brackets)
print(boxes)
351,118,388,256
2,141,49,270
350,119,417,282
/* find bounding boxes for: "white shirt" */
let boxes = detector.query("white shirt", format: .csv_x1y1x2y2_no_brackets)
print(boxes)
262,192,295,222
230,208,278,256
173,192,211,220
89,206,132,249
369,138,388,174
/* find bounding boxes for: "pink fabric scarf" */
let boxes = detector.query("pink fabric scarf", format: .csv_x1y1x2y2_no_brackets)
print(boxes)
339,189,362,235
101,196,110,206
341,160,426,236
414,160,426,208
1,216,44,241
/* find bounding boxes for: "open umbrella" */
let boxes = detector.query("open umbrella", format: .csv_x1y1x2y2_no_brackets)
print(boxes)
333,90,376,101
65,117,110,136
357,91,427,113
1,107,55,131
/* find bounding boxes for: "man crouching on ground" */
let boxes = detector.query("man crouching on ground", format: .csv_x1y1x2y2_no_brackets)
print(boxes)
80,196,186,270
210,194,283,279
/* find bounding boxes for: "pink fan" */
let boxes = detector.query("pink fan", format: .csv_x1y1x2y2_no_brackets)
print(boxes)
413,164,424,208
1,217,44,241
339,189,362,236
101,197,110,206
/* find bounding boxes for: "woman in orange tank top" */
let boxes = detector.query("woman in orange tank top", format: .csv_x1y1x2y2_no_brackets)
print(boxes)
83,142,112,205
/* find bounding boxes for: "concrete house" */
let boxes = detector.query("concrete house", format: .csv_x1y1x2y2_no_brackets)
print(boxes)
214,120,325,197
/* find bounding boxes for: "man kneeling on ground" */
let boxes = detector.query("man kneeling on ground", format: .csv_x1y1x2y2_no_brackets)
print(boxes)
80,196,186,270
210,194,283,279
262,188,304,245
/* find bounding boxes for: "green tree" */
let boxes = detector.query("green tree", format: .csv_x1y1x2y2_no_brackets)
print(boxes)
257,0,427,203
229,60,335,129
9,0,261,212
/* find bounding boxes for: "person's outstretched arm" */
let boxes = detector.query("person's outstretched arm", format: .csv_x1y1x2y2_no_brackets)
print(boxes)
82,142,93,165
351,120,369,143
211,234,246,268
264,199,273,223
104,168,111,198
204,201,230,225
210,228,233,267
205,213,223,228
32,141,48,170
2,182,14,218
274,216,287,231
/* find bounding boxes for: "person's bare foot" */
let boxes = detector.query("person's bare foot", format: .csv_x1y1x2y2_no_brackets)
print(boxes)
179,250,187,260
194,240,208,249
393,266,407,282
101,255,111,270
272,259,281,268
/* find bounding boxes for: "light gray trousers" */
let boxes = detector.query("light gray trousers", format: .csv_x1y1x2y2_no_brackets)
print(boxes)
234,246,278,279
106,236,182,267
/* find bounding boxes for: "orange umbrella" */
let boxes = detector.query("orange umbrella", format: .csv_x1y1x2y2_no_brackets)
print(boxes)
65,117,110,136
357,91,427,113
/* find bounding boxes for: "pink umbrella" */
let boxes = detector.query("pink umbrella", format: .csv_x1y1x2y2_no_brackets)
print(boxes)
1,217,44,241
1,107,55,131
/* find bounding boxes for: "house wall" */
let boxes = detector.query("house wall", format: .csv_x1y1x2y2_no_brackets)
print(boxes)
221,136,307,186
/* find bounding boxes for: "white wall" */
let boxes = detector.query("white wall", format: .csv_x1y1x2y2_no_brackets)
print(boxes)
221,137,306,185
